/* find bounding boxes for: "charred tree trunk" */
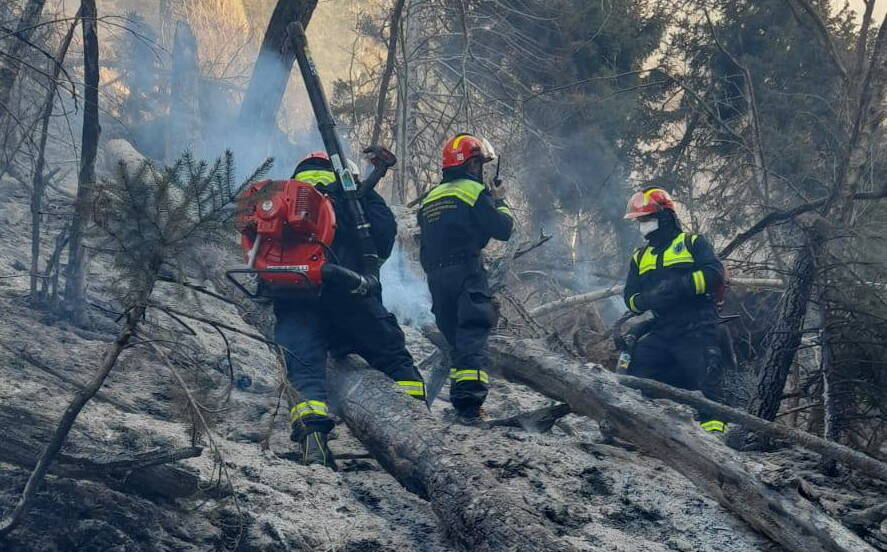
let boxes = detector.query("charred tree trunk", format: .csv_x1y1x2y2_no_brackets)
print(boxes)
0,0,47,118
64,0,101,322
369,0,406,146
749,234,822,422
166,20,200,163
328,356,576,552
488,337,876,552
238,0,318,141
29,14,80,302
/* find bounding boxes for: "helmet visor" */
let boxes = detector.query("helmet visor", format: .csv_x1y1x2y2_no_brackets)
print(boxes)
479,137,496,163
624,191,659,219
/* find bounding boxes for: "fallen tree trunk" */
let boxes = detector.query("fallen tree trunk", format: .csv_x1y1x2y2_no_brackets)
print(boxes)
615,373,887,481
529,277,787,318
328,356,575,552
488,337,876,552
528,284,623,318
0,405,201,500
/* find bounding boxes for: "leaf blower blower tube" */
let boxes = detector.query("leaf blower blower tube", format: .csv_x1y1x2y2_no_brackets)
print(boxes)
290,22,380,291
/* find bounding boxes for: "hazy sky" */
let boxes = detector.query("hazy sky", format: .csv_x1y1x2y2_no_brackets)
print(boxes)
848,0,887,24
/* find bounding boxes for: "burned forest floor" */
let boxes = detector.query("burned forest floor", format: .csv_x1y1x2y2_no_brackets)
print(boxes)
1,166,886,552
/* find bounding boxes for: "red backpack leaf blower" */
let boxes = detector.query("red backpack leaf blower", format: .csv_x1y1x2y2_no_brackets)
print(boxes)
226,23,395,298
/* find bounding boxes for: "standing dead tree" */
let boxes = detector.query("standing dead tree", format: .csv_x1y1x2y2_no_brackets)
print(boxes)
29,12,80,303
0,0,47,120
238,0,317,142
64,0,100,323
369,0,406,146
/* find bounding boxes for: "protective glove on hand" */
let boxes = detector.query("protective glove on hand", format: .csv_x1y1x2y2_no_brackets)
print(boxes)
635,274,696,312
488,178,507,200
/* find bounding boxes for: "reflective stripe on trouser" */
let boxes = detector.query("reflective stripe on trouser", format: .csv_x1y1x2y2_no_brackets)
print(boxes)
426,263,494,412
291,400,328,423
396,380,426,398
449,369,489,384
700,419,726,433
274,293,423,434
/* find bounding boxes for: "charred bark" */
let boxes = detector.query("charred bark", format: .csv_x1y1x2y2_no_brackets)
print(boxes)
29,13,80,302
488,337,876,552
328,356,576,552
0,0,47,116
0,405,202,500
166,20,200,163
369,0,406,146
64,0,101,322
238,0,318,138
749,235,823,422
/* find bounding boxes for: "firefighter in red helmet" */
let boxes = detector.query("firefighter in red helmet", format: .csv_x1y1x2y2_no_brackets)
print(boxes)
418,133,514,422
622,187,728,434
270,151,425,468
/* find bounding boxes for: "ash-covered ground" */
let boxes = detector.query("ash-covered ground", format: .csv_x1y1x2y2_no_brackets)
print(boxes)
0,158,884,551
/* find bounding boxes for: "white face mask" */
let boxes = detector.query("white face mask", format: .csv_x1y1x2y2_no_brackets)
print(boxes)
639,219,659,238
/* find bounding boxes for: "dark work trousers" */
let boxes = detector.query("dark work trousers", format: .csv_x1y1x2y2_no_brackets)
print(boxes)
628,321,724,421
426,260,496,412
273,292,422,437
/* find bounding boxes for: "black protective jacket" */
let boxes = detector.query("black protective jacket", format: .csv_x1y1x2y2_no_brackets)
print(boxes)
417,173,513,270
623,228,725,330
293,165,397,271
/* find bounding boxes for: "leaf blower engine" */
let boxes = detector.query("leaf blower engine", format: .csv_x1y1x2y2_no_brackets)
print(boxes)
227,179,376,297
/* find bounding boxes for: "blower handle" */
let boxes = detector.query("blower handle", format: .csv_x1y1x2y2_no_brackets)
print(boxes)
290,22,380,281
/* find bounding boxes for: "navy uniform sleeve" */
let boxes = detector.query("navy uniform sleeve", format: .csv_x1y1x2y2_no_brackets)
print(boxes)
687,234,725,297
361,189,397,260
623,251,644,313
471,189,514,242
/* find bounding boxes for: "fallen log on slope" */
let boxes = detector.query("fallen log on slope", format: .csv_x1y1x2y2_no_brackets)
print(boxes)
488,337,875,552
0,405,202,500
328,356,575,552
528,278,787,318
528,284,624,318
616,373,887,481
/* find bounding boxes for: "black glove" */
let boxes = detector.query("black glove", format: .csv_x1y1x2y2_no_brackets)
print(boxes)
637,275,695,312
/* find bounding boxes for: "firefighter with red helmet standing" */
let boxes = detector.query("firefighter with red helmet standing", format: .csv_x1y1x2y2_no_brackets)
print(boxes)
622,187,728,434
418,134,514,422
271,151,425,468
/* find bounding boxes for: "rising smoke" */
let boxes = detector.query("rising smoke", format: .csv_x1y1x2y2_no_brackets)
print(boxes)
381,243,434,327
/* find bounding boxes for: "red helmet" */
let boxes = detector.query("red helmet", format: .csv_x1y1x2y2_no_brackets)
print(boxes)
442,134,496,169
624,187,676,219
302,151,330,164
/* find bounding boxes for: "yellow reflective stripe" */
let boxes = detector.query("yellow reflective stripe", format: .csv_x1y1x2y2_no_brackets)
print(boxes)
690,234,698,245
628,293,641,313
638,233,696,274
700,420,726,432
662,232,694,267
692,270,706,295
422,179,484,206
294,169,336,186
291,400,329,422
449,369,489,384
497,205,513,217
396,380,426,397
638,246,657,275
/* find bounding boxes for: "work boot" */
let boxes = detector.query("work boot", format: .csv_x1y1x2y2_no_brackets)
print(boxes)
299,431,337,470
454,404,485,426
